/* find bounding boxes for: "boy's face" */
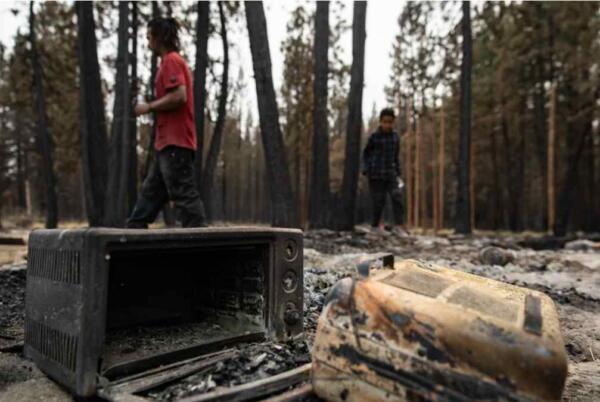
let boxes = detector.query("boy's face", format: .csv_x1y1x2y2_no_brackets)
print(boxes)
379,115,395,133
147,29,158,53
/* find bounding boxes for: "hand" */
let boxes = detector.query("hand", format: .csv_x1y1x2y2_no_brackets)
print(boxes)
135,102,151,116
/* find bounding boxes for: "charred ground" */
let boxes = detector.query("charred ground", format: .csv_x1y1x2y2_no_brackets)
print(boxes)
0,228,599,401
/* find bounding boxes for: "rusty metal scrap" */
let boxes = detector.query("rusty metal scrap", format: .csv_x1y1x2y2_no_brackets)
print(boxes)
312,259,568,402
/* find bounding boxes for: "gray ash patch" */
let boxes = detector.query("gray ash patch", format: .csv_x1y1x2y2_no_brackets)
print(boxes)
2,229,599,401
103,321,250,372
146,340,311,401
0,264,26,336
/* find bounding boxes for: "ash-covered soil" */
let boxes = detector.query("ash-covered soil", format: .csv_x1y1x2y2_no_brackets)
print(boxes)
0,264,26,340
1,228,599,401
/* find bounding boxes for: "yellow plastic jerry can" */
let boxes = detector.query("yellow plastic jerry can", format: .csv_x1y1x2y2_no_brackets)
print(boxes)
312,259,568,402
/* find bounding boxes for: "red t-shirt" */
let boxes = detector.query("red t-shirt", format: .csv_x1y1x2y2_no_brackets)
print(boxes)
154,51,196,151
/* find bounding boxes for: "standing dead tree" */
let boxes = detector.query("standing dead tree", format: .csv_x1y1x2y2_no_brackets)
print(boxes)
414,118,421,227
194,1,210,186
338,1,367,230
547,83,556,232
128,2,138,214
142,1,161,180
105,1,131,227
29,1,58,228
245,2,298,227
76,1,108,226
455,0,472,234
309,1,330,228
201,2,229,221
437,101,445,230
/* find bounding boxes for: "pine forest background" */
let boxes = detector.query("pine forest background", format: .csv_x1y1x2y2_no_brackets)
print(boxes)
0,1,598,235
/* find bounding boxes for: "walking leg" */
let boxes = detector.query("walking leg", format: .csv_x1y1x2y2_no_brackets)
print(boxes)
126,157,168,228
369,179,386,227
160,146,207,227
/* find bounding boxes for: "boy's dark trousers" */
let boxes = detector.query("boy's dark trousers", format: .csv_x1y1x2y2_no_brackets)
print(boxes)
369,178,404,227
127,145,206,228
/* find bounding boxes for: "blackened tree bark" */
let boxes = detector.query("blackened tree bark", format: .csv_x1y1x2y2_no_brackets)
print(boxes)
105,1,131,227
29,2,58,228
194,1,210,186
309,1,330,229
201,2,228,221
455,1,472,234
554,125,590,236
128,1,138,214
76,1,108,226
142,1,160,180
532,2,548,229
245,2,298,227
338,1,367,230
554,78,593,236
16,136,26,209
512,89,527,231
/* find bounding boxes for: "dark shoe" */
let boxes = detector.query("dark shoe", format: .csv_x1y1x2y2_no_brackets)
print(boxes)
183,220,208,228
126,221,148,229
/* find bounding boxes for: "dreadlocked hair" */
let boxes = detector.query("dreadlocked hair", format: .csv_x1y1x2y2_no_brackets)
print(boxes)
148,17,180,51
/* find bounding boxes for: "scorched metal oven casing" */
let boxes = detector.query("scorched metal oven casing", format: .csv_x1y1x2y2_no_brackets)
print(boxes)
24,227,303,397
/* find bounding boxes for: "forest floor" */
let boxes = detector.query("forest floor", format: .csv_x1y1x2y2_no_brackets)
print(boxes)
0,226,599,401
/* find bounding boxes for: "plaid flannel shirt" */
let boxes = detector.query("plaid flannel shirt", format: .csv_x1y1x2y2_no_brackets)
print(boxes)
362,129,401,180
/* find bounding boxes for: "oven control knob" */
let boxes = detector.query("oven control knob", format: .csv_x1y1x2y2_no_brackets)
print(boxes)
284,304,300,326
282,270,298,292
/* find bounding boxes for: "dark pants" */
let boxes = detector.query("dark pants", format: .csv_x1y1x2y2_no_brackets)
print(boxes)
127,146,206,228
369,178,404,227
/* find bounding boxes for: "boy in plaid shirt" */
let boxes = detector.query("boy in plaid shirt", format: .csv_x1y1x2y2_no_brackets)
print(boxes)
362,108,406,232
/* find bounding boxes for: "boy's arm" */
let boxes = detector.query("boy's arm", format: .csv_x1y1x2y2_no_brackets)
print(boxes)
134,86,186,116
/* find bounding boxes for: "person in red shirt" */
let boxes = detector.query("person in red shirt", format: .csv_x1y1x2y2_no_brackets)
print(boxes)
127,17,206,228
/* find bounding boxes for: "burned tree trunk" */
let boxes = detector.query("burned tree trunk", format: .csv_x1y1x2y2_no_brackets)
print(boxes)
309,1,331,229
29,1,58,228
554,125,590,236
128,1,138,214
142,1,160,180
105,1,131,227
194,1,210,187
533,3,548,229
547,84,556,232
455,0,472,234
16,136,26,210
338,1,367,230
76,1,108,226
554,77,593,236
201,2,229,221
438,102,446,229
245,2,298,227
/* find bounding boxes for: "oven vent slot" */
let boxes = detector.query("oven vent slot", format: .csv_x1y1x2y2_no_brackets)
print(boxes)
28,248,81,284
25,319,78,372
